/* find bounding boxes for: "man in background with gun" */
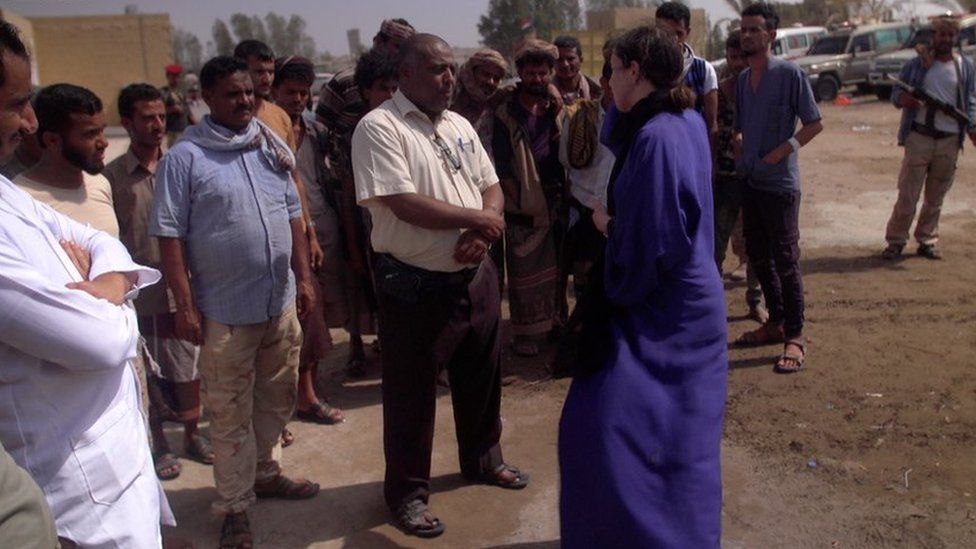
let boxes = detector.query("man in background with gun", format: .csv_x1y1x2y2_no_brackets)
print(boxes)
882,15,976,260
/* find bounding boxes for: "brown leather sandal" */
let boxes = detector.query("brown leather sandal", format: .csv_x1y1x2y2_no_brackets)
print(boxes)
734,322,784,347
774,339,806,374
254,474,319,500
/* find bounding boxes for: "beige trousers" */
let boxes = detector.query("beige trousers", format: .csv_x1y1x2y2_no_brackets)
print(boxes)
199,305,302,515
885,131,960,246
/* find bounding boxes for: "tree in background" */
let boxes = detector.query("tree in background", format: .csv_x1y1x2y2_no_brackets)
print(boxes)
172,28,204,72
211,13,316,58
479,0,581,56
211,19,235,56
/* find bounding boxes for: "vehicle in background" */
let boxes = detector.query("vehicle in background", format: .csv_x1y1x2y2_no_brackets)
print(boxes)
869,14,976,100
796,22,914,101
711,25,827,72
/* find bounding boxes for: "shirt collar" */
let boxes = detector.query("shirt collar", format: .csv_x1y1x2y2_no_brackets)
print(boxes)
392,90,443,126
123,146,163,176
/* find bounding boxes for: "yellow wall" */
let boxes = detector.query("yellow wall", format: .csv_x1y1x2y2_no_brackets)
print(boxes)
571,7,711,76
29,14,173,125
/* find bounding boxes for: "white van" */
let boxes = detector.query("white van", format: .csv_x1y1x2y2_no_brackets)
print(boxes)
712,25,827,70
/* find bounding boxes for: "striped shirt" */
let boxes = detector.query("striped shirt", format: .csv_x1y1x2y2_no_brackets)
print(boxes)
683,44,718,114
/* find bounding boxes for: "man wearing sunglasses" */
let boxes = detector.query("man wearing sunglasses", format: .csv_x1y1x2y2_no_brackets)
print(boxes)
351,33,528,539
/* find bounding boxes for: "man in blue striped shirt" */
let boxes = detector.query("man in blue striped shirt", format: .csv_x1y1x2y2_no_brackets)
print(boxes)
657,1,719,144
150,55,319,547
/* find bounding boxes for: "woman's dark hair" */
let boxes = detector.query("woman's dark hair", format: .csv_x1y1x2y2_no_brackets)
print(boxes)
611,26,694,110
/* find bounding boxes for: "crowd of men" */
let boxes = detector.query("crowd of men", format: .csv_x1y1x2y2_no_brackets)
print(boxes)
0,1,973,547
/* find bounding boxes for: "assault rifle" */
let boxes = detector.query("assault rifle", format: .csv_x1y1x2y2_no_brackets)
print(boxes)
885,73,972,127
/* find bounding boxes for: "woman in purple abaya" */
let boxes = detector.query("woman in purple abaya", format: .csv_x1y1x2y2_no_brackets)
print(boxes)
559,26,728,548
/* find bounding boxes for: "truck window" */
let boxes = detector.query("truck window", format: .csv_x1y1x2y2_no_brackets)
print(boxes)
875,29,901,50
851,34,872,54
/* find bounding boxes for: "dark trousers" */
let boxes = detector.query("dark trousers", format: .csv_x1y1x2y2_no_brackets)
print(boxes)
714,175,762,307
374,257,504,510
741,186,804,338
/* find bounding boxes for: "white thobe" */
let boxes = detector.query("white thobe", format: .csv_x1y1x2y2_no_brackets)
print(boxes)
0,175,173,547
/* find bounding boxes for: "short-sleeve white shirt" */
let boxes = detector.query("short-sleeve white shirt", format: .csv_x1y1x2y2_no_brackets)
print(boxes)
352,90,499,272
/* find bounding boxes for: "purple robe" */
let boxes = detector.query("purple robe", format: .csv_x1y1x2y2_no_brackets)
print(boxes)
559,108,728,547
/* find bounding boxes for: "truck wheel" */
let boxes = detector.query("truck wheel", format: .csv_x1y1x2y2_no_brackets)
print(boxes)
815,75,840,102
875,86,892,101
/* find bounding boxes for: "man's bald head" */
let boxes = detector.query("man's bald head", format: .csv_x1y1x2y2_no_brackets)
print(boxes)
398,34,452,74
397,33,456,118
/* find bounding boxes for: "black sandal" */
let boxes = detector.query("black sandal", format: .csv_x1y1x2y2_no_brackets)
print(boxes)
184,434,214,465
219,511,252,549
295,400,345,425
469,463,530,490
394,499,445,538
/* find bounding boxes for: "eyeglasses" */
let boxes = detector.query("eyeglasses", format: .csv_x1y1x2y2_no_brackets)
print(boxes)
432,134,462,172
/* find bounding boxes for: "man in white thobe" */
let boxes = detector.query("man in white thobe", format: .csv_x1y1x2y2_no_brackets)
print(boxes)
0,19,172,548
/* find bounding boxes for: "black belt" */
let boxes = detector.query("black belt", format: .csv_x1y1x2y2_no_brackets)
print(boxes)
911,122,957,140
375,253,478,287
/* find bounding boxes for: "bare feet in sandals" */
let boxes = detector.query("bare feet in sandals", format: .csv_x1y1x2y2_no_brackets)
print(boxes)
774,339,806,373
394,499,445,538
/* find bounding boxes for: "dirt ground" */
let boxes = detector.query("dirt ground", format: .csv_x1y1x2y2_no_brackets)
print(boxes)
155,97,976,548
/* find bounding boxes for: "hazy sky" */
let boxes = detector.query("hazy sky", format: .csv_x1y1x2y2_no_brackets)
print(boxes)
4,0,960,55
1,0,745,55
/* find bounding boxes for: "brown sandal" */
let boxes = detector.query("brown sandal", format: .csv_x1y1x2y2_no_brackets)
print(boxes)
774,339,806,374
734,322,784,347
254,474,319,500
219,511,252,549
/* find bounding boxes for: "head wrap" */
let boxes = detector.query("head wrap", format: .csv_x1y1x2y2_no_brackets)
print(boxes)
165,64,183,76
379,19,416,42
514,39,558,67
182,72,200,91
458,49,509,103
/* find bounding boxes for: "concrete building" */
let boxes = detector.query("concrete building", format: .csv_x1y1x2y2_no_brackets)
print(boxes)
0,10,173,125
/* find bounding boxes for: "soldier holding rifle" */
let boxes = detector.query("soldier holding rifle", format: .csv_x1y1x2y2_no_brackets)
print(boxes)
882,15,976,260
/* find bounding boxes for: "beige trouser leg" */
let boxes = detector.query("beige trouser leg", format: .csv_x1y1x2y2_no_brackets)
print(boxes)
199,306,302,515
885,132,959,246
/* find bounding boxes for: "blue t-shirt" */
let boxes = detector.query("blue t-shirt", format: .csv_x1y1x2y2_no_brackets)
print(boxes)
735,57,820,192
